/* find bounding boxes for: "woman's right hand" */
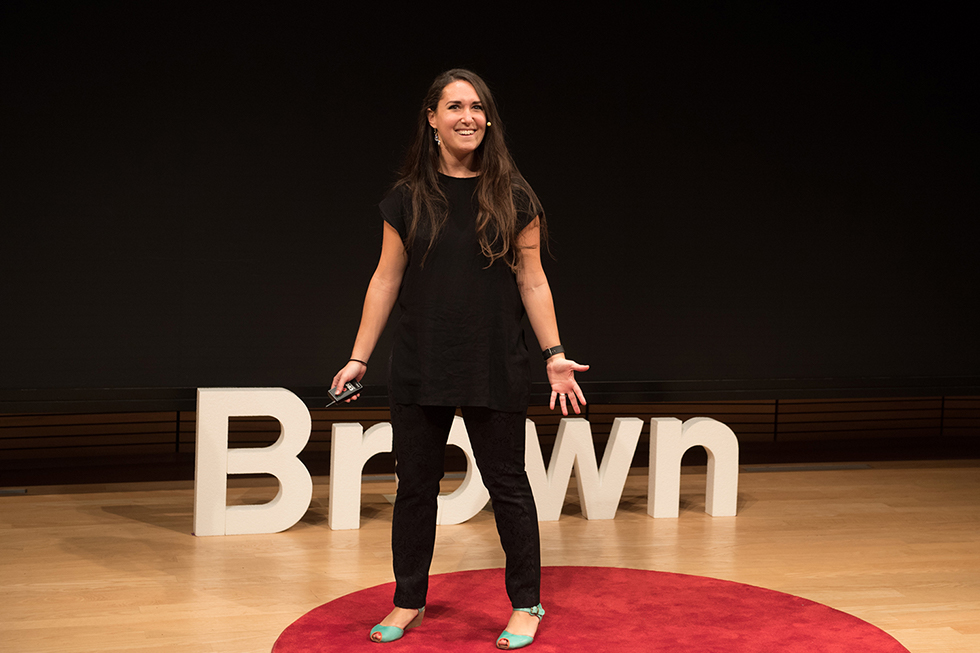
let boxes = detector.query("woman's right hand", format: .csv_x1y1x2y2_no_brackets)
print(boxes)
331,360,367,403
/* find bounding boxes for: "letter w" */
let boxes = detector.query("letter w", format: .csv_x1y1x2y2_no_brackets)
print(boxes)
525,417,644,521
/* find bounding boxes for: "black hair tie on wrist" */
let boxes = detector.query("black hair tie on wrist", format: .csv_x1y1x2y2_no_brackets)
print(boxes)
541,345,565,360
349,358,368,366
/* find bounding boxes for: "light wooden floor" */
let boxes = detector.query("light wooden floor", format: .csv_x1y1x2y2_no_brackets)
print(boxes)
1,460,978,653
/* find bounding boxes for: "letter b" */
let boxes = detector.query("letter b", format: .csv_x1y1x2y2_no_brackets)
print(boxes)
193,388,313,535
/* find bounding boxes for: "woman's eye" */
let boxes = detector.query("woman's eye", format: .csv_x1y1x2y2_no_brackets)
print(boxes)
473,104,483,111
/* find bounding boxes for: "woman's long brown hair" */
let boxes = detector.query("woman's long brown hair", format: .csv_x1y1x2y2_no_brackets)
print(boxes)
394,68,546,271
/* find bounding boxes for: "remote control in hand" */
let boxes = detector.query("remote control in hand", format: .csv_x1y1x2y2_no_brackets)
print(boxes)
326,380,363,406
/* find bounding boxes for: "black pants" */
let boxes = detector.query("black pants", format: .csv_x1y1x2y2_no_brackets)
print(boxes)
389,404,541,610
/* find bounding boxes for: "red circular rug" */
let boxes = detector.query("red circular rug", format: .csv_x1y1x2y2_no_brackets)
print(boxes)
273,566,910,652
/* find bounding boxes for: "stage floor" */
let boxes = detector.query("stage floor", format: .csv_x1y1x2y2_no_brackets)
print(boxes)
2,461,978,652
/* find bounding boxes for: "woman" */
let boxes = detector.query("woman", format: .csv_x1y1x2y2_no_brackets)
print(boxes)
331,68,588,649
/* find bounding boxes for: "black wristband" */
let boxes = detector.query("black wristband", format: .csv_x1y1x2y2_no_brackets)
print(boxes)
349,358,368,367
541,345,565,360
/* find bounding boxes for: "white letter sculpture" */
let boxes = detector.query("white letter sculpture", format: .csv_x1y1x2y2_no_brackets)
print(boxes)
193,388,742,535
648,417,739,518
436,415,492,525
328,415,490,530
525,417,644,521
328,422,393,531
193,388,313,536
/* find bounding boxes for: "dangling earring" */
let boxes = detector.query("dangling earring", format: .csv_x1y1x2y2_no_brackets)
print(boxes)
433,129,441,146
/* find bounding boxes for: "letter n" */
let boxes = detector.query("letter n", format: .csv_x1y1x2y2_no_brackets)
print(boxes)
648,417,739,518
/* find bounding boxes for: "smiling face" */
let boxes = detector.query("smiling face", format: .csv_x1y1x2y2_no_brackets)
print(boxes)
427,80,486,172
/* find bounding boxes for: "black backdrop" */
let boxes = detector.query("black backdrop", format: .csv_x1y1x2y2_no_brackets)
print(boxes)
2,3,977,408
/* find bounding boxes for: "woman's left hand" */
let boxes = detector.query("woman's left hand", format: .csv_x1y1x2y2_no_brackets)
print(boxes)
546,357,589,416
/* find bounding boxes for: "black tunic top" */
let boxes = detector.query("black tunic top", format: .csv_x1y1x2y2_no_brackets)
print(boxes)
380,173,542,411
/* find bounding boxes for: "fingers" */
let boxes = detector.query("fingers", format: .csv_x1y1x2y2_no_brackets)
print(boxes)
549,383,587,415
335,375,349,395
554,391,584,416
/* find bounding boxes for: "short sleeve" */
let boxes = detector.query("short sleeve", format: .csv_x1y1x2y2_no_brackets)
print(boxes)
513,179,544,232
379,186,409,241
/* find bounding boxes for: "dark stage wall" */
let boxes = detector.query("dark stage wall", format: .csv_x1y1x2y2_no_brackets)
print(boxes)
2,4,977,407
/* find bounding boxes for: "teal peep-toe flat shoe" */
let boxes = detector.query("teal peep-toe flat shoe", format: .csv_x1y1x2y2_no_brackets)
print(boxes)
369,606,424,643
496,604,545,650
